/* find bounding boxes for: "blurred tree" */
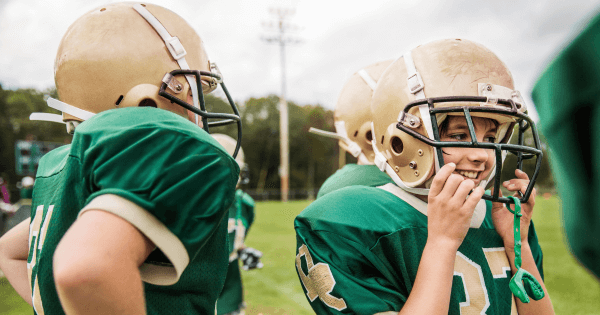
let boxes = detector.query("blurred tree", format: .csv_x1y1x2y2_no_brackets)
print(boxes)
226,94,337,193
240,95,280,191
0,86,68,201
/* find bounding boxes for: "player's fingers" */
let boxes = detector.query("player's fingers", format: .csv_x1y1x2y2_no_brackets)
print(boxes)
462,186,485,210
530,187,537,200
515,169,530,180
521,187,537,208
504,179,529,194
440,173,466,199
429,163,456,197
489,187,506,211
453,179,475,200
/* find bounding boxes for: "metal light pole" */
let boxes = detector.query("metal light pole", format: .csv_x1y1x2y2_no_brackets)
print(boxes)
262,8,300,202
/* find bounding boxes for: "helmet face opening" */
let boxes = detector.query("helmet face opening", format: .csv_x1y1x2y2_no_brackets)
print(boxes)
398,96,543,204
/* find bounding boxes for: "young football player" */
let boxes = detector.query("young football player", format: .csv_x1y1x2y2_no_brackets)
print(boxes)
309,60,394,198
532,13,600,279
295,39,554,314
212,134,262,315
0,3,242,314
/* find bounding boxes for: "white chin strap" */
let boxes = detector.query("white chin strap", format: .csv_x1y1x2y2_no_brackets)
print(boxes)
306,67,381,165
30,97,95,134
404,51,442,174
308,122,373,165
357,69,377,90
133,4,201,126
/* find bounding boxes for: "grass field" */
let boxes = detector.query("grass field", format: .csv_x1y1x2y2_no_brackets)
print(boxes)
2,196,600,314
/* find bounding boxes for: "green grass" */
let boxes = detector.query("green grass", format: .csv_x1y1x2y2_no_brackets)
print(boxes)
532,196,600,315
2,197,599,314
0,277,30,315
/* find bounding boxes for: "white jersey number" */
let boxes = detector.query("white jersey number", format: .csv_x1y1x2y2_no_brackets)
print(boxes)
27,204,55,315
454,248,517,315
296,244,347,311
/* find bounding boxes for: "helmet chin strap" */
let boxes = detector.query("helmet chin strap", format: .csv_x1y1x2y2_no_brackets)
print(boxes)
308,121,374,165
30,97,95,134
357,69,377,90
403,50,442,174
133,4,202,127
307,67,381,166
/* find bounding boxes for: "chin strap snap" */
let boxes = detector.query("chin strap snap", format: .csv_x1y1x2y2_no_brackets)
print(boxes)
506,196,545,303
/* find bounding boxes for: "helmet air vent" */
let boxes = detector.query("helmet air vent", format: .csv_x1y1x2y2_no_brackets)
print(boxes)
139,99,157,108
391,137,404,155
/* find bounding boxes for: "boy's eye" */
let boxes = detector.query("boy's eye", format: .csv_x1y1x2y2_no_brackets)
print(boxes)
484,136,496,143
448,133,467,141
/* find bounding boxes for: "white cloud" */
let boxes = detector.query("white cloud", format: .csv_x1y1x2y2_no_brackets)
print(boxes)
1,0,599,123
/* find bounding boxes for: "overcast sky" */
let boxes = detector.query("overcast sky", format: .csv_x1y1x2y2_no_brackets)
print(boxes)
1,0,599,122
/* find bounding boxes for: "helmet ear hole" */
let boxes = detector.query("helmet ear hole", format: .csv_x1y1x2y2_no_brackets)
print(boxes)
139,98,157,108
366,130,373,143
391,136,404,154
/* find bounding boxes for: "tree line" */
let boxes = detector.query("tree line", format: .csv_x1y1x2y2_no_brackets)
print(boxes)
0,84,555,202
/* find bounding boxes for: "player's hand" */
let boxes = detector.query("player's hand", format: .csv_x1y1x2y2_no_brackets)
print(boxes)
491,169,536,252
239,247,263,270
427,163,485,250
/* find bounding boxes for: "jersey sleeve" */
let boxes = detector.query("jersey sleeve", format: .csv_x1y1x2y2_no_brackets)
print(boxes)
294,189,415,314
295,226,405,314
76,111,239,285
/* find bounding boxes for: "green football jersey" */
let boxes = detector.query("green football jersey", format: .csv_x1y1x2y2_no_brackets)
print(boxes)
217,189,256,314
295,184,544,314
531,13,600,278
317,164,394,198
28,107,240,315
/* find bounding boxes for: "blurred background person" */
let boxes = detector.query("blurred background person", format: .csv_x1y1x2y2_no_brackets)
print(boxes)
532,12,600,279
309,60,394,198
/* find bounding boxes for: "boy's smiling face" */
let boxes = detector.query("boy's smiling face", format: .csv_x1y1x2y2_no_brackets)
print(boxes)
439,116,499,186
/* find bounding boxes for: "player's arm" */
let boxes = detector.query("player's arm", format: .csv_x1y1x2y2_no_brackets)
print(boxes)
0,218,33,305
53,209,155,315
495,170,554,314
399,163,485,314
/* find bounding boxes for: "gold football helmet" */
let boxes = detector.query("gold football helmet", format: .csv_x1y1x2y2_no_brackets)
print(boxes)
310,60,392,164
371,39,542,203
31,2,241,156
